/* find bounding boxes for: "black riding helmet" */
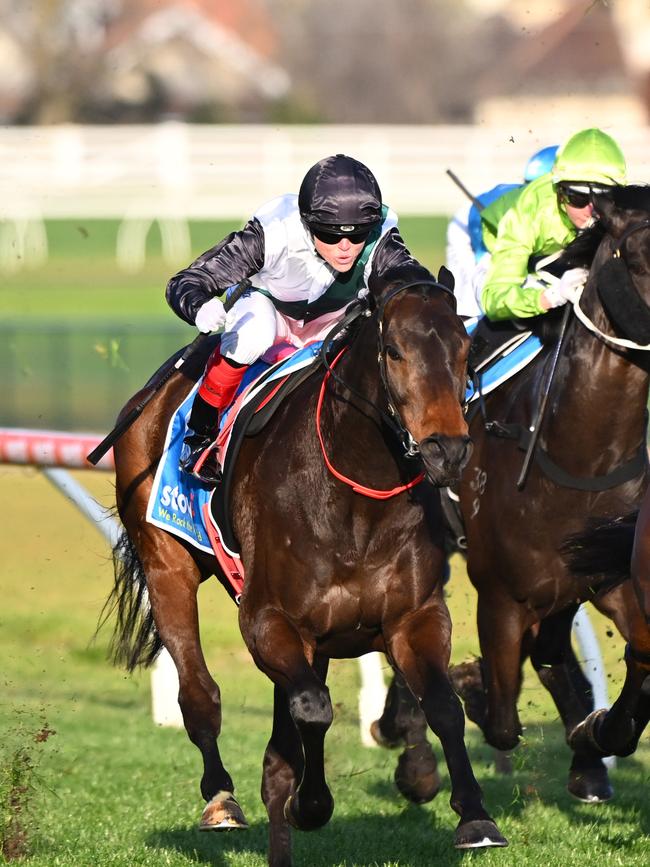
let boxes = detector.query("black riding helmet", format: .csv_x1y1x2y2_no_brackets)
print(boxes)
298,154,383,238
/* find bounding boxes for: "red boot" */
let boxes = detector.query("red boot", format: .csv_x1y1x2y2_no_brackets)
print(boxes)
179,349,247,483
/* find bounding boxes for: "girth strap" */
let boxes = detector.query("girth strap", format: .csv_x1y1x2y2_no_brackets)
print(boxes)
485,421,648,491
534,441,648,492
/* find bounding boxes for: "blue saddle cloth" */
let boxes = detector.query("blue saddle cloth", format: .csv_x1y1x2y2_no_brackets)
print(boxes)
146,343,322,555
463,317,543,404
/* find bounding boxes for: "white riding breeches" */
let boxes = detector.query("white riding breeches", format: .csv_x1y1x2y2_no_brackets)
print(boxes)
219,290,345,365
446,204,488,318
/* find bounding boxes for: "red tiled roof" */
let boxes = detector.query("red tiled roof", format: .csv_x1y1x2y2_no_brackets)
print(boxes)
105,0,277,58
480,1,628,96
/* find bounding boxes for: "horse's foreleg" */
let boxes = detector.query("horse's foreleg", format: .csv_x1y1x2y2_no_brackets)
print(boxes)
261,684,305,867
476,593,527,752
571,582,650,760
531,604,612,802
388,606,507,850
245,609,333,849
370,670,441,804
142,535,246,829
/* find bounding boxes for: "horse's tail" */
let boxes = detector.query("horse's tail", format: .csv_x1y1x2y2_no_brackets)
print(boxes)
97,527,162,671
562,512,638,587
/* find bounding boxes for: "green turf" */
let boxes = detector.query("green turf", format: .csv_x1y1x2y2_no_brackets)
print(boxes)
1,468,648,866
0,217,448,321
0,217,448,431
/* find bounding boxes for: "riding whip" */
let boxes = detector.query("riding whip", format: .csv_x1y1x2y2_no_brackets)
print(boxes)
516,301,572,490
445,169,498,235
86,278,252,465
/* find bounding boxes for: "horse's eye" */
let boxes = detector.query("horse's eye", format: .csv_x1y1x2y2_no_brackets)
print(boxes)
385,345,403,362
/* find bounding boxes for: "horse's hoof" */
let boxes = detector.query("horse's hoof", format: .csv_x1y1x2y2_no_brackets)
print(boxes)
395,744,441,804
569,709,638,759
283,790,334,831
454,819,508,849
567,768,614,804
568,709,611,759
369,719,402,749
199,790,249,831
449,660,487,730
283,794,299,829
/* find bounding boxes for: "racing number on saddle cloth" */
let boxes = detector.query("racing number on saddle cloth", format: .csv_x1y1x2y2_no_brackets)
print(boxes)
469,467,487,520
256,207,388,322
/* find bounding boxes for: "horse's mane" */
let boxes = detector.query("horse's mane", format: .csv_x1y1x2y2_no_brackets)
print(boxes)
556,185,650,273
609,184,650,214
556,222,605,271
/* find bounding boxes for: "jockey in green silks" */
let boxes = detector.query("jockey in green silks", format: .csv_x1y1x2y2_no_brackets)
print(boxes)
477,128,627,321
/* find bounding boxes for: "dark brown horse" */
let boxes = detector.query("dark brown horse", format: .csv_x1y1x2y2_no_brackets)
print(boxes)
106,273,507,866
563,486,650,759
374,186,650,803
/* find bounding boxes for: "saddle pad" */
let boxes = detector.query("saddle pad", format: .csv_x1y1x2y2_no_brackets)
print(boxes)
464,320,543,403
146,342,323,557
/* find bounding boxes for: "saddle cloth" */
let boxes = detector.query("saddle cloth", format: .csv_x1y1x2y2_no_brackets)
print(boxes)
146,342,323,592
463,317,543,403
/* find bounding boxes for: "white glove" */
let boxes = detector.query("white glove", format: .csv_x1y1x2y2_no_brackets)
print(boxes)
195,297,227,333
542,267,589,309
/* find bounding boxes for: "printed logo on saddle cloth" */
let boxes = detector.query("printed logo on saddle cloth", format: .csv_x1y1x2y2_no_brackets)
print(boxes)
146,342,322,556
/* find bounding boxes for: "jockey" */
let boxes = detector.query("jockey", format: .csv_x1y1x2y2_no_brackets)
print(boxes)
166,153,434,483
478,128,627,321
446,144,559,318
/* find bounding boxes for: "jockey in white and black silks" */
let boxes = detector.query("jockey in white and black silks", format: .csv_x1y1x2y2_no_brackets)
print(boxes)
166,153,434,483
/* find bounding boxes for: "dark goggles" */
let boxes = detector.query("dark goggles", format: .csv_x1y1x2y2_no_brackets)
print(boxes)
311,226,371,245
558,184,613,209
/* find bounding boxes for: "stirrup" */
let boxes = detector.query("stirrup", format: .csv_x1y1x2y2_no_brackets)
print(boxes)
179,434,222,484
192,445,222,485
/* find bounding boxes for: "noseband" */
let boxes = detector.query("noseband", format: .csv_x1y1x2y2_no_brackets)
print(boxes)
321,279,458,459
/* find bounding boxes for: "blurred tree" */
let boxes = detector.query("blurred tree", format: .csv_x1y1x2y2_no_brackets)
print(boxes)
0,0,518,124
272,0,515,123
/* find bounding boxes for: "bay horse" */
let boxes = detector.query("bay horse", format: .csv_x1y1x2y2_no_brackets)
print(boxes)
563,487,650,759
106,270,507,866
374,186,650,803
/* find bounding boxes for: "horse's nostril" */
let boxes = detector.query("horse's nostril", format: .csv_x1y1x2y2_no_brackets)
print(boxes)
421,434,472,468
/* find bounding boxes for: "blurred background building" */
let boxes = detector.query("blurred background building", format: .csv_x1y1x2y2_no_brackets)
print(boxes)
0,0,648,125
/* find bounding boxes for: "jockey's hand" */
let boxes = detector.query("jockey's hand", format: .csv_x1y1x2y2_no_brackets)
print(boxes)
541,267,589,309
195,297,227,333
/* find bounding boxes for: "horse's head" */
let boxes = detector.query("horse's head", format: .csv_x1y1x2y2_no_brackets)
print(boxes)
377,274,472,486
587,186,650,345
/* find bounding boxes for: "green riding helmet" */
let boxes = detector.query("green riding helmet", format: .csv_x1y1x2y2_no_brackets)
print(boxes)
552,128,627,187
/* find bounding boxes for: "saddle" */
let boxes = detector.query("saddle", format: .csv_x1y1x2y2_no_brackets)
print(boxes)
208,355,321,555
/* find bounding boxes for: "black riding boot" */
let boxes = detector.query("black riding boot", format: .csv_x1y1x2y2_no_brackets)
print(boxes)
179,393,222,484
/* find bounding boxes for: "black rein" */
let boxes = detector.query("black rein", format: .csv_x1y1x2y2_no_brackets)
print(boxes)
320,279,457,459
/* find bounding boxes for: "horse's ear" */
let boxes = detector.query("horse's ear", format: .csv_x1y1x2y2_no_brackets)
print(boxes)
437,265,455,292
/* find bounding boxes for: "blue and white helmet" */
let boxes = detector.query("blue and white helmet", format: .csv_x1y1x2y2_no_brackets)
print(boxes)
524,145,559,183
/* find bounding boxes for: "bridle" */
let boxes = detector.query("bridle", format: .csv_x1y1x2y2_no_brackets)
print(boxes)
572,217,650,351
320,279,459,459
611,218,650,257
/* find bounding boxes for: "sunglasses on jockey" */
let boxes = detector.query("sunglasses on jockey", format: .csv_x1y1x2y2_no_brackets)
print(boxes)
310,225,372,245
558,183,613,209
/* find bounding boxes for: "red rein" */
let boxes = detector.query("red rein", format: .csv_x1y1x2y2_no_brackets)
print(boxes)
315,347,425,499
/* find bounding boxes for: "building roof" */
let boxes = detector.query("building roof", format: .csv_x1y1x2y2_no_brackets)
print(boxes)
479,1,629,97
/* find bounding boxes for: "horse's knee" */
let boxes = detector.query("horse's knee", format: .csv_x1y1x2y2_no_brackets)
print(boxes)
289,684,333,730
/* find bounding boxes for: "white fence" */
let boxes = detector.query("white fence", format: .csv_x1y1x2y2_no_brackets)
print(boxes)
2,123,650,221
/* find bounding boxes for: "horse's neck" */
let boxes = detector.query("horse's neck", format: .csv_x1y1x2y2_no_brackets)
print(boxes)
544,296,649,460
324,326,401,469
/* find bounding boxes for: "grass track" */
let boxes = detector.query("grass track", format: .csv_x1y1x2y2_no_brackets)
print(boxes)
2,467,649,866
